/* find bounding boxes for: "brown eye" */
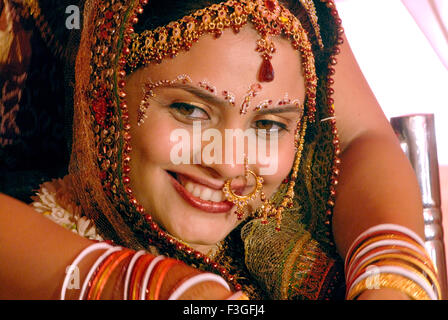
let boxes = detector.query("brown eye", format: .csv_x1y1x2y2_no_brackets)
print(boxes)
170,102,209,120
254,119,288,137
256,120,274,130
173,102,194,115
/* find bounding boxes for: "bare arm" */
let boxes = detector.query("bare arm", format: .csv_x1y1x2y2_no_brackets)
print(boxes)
0,193,230,299
331,34,425,299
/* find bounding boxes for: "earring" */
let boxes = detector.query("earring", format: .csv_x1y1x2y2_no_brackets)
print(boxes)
222,157,264,220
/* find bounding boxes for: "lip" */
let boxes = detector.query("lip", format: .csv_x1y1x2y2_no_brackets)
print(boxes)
168,171,235,213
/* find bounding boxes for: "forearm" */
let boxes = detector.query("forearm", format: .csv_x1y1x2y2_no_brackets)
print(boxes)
0,193,100,299
0,194,231,300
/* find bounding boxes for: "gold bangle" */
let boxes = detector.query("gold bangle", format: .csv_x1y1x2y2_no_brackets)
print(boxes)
349,244,437,278
350,252,441,299
356,259,435,296
349,234,426,267
347,273,431,300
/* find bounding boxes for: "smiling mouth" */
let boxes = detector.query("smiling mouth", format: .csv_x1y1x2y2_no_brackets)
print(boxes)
167,171,235,213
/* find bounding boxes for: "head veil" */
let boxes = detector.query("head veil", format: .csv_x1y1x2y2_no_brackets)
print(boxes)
70,0,345,299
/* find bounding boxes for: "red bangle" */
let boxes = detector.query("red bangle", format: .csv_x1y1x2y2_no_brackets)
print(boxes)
129,254,155,300
91,250,134,300
147,258,182,300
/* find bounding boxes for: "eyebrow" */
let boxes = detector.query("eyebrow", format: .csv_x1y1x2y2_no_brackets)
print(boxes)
160,82,229,108
255,105,302,115
157,82,303,115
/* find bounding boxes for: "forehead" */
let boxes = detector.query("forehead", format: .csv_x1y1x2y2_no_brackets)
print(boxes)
130,25,305,100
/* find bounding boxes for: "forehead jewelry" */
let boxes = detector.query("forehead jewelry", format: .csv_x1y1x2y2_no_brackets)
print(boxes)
127,0,319,99
240,83,262,115
138,74,192,125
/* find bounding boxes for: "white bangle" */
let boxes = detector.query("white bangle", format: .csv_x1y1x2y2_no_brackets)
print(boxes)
346,248,409,284
123,250,147,300
139,255,166,300
347,265,437,300
78,245,123,300
345,224,426,269
60,242,113,300
346,239,427,281
167,273,230,300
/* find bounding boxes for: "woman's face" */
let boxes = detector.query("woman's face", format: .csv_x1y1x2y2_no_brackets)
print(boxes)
125,26,305,254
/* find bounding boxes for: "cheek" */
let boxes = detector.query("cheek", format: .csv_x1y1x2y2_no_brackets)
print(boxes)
262,135,296,188
278,137,297,176
131,111,180,166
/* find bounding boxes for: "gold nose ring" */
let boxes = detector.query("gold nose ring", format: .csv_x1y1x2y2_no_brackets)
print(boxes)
222,157,264,220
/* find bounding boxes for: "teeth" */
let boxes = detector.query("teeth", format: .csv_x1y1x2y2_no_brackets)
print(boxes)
183,180,224,202
192,185,201,197
200,188,212,201
211,191,222,202
185,181,194,193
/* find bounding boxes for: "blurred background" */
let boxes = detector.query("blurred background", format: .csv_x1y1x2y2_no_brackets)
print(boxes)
335,0,448,271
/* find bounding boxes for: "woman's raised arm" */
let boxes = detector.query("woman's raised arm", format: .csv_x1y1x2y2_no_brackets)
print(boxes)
331,34,426,299
0,193,232,300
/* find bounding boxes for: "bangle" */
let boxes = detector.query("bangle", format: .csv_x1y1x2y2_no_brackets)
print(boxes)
346,245,436,285
123,250,146,300
347,234,426,273
88,249,134,300
346,266,434,300
347,238,426,276
346,247,437,280
129,254,156,300
60,242,113,300
146,258,182,300
345,224,425,269
348,252,441,299
139,255,166,300
356,259,437,297
79,245,123,300
167,272,231,300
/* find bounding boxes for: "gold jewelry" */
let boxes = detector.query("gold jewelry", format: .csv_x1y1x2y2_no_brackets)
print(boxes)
126,0,319,121
346,273,431,300
350,252,442,299
222,156,264,220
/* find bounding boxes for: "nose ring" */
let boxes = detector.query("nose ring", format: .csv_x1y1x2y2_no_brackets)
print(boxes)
222,157,264,220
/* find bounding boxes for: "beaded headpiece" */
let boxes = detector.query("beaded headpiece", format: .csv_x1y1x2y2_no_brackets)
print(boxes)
126,0,318,121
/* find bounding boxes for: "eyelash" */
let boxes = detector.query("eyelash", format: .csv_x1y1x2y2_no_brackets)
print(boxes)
169,102,210,120
169,102,289,133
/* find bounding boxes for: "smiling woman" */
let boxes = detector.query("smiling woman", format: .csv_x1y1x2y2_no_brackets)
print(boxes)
0,0,442,301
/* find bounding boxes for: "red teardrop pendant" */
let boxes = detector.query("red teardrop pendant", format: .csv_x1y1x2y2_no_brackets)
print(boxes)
265,0,277,11
258,58,275,82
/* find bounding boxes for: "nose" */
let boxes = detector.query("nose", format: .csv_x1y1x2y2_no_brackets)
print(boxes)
190,123,260,187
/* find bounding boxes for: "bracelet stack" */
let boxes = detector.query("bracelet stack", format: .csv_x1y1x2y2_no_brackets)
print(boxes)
344,224,441,300
60,242,244,300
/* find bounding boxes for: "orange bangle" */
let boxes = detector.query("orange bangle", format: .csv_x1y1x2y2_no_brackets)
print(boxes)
129,254,155,300
86,250,124,300
91,250,134,300
147,258,182,300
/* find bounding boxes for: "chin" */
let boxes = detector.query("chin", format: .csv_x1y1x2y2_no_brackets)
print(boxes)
163,208,234,247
